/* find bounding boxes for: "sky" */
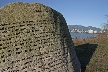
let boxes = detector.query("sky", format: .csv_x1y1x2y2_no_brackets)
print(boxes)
0,0,108,28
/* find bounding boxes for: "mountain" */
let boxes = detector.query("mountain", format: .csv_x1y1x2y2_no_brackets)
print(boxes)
68,25,101,31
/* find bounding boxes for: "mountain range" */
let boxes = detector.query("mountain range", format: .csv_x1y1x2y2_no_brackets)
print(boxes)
68,25,101,31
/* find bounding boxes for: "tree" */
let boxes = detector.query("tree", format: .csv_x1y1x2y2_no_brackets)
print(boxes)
102,15,108,34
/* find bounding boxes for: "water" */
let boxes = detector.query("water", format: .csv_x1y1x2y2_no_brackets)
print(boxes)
70,33,98,38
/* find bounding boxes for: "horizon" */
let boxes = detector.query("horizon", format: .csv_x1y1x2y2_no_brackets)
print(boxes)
68,24,101,29
1,0,108,28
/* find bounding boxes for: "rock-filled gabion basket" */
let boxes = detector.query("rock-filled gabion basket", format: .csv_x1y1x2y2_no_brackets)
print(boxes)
0,2,80,72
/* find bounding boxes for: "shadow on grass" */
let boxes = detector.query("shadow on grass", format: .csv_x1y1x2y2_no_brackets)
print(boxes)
75,43,98,72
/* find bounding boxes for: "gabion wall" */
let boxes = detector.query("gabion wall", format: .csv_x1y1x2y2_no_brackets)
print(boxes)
0,2,80,72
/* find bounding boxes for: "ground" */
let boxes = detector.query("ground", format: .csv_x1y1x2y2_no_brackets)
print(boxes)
72,37,108,72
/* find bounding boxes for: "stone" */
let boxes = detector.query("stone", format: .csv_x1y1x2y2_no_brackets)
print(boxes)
0,2,80,72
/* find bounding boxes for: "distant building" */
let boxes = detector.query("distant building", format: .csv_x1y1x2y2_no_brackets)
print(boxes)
71,29,75,32
93,30,97,34
77,29,81,33
84,31,88,33
69,28,102,34
88,29,94,33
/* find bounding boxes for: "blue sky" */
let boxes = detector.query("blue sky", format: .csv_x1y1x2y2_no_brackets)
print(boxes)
1,0,108,28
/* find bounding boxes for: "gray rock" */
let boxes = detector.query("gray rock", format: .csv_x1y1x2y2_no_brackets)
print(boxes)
0,2,80,72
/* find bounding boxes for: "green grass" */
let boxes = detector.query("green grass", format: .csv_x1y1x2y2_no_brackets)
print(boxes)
73,37,108,72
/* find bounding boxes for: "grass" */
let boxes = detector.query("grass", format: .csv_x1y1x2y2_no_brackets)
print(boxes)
72,37,108,72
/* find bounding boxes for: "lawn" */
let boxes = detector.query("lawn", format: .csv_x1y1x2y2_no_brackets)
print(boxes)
72,37,108,72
